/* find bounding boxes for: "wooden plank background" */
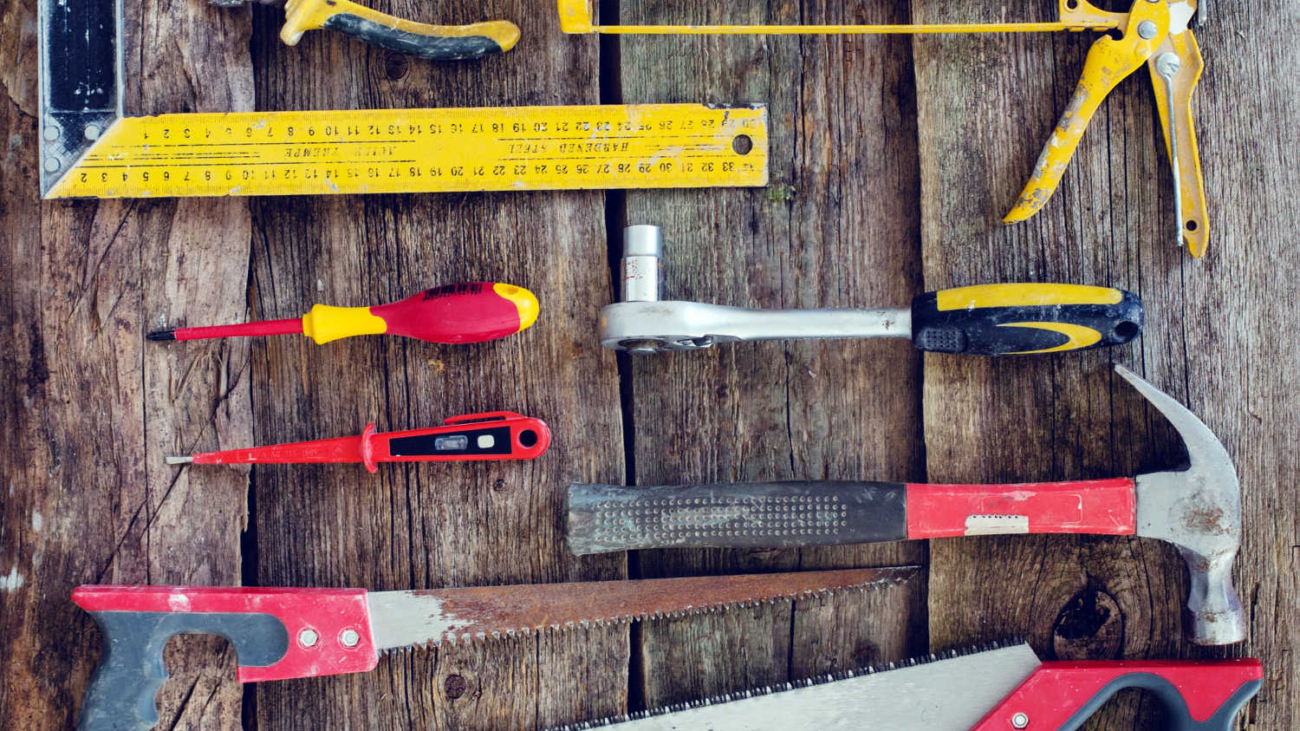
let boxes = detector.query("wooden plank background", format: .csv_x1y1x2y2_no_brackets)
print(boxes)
0,0,1295,729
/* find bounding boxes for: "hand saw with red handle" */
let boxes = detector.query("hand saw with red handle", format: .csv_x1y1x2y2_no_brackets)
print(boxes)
543,642,1261,731
70,567,916,731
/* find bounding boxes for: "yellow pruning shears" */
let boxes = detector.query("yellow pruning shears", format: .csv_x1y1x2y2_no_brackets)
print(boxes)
560,0,1208,257
1007,0,1206,257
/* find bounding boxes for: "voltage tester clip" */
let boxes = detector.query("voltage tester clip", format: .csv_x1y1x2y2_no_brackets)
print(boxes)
561,0,1209,257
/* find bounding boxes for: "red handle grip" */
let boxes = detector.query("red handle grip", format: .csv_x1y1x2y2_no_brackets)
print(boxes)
365,411,551,471
190,411,551,471
371,282,538,343
72,585,376,682
971,659,1263,730
905,477,1137,539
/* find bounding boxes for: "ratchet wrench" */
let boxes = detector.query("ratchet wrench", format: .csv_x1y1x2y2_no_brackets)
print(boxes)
601,226,1143,356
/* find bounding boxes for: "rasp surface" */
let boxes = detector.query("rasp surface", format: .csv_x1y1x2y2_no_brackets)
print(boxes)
550,643,1041,731
368,566,917,650
567,481,907,554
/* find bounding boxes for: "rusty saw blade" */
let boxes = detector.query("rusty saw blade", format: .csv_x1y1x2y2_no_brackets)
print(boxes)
71,568,919,731
368,566,918,650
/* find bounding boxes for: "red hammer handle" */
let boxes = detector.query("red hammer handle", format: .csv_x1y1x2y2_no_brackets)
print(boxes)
905,477,1137,539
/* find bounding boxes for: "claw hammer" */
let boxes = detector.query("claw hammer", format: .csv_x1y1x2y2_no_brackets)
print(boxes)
601,226,1143,356
568,364,1245,646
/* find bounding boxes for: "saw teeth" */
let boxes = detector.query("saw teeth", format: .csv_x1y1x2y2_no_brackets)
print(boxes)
383,574,915,656
541,639,1029,731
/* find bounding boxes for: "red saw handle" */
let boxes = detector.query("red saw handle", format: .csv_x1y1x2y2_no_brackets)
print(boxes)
905,477,1137,539
190,411,551,472
72,586,376,731
971,659,1263,731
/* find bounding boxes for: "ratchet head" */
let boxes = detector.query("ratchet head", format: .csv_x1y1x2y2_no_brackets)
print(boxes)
608,224,725,353
599,301,740,353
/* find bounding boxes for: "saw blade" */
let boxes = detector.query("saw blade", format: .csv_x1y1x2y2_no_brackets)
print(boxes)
546,642,1040,731
366,566,917,651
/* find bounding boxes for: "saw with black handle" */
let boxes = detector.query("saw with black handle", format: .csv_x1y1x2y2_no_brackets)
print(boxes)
546,641,1262,731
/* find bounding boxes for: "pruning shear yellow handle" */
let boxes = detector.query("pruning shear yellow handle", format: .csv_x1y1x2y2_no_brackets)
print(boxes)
281,0,520,61
1149,32,1207,256
1005,0,1168,224
1007,0,1208,256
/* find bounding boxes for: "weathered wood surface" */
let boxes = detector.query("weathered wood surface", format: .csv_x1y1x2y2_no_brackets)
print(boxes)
1,0,1297,728
914,0,1300,730
244,1,628,729
618,0,928,711
1,0,256,727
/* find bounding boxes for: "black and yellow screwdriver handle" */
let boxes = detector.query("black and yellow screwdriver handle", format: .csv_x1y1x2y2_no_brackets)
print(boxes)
910,284,1143,356
281,0,520,61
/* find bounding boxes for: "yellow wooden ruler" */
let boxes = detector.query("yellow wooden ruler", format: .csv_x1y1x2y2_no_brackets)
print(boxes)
45,104,768,199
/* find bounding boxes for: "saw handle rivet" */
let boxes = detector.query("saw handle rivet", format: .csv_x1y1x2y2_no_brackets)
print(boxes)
340,628,361,647
43,158,60,172
83,124,101,141
42,126,60,141
1138,20,1158,39
298,628,320,648
1011,711,1030,728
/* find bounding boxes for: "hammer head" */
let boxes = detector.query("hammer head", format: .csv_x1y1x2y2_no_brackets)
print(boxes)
1120,364,1245,645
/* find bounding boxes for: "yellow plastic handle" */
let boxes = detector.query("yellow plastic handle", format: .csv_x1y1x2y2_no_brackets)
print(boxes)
1148,32,1208,257
1005,0,1168,223
281,0,520,59
915,284,1142,356
301,304,386,345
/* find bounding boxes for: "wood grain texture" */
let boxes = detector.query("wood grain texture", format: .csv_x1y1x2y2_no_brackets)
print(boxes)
3,0,1298,728
616,0,928,712
245,0,627,729
914,0,1300,729
0,0,255,727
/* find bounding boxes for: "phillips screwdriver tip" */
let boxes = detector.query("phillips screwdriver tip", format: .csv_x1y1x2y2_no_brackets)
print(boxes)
165,456,193,465
146,330,177,342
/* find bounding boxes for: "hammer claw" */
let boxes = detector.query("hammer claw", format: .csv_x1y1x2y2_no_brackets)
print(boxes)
1115,364,1232,470
1121,364,1245,645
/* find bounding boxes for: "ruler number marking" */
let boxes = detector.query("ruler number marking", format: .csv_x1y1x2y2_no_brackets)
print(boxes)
59,107,765,196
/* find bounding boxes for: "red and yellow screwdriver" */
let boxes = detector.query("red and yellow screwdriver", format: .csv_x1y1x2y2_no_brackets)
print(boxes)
147,282,538,345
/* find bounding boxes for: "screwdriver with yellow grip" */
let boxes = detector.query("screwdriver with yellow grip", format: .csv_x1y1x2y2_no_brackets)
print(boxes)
214,0,520,61
603,226,1142,356
148,283,538,346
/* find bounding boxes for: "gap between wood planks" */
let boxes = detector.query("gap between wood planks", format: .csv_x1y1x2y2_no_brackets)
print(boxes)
597,0,649,716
